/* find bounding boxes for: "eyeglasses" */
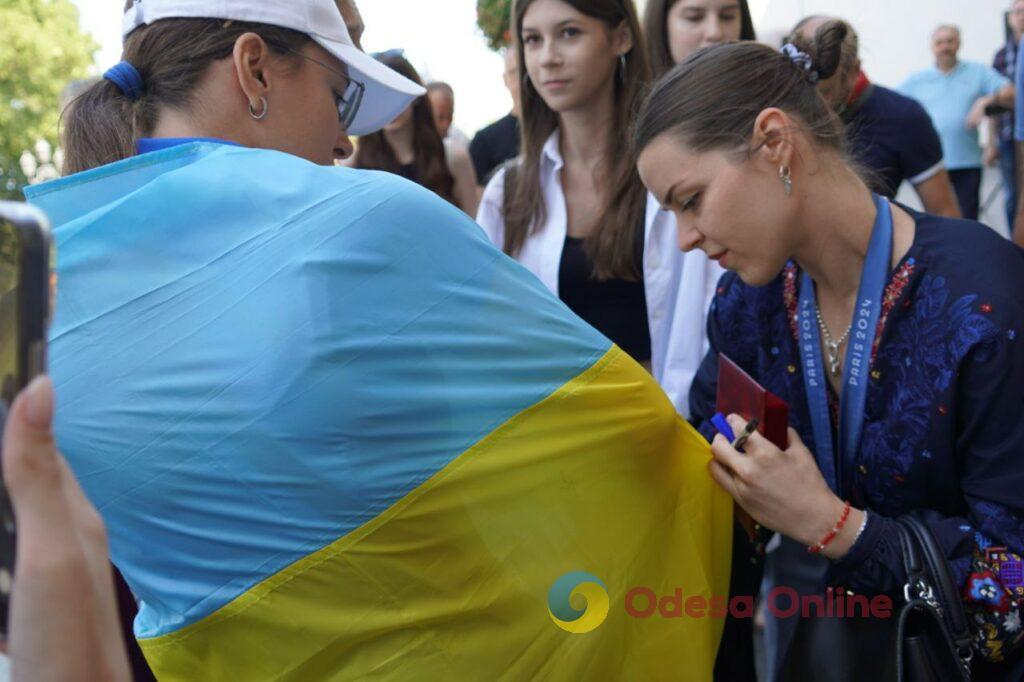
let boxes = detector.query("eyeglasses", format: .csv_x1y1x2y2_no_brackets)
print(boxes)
277,46,366,131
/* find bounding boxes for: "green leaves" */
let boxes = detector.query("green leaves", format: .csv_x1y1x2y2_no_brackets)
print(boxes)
476,0,513,53
0,0,97,198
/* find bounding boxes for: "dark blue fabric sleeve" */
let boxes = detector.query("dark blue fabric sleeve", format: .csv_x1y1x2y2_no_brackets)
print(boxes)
688,271,750,438
899,100,945,184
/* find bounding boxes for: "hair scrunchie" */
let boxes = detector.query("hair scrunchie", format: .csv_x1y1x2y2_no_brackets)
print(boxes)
780,43,820,84
103,61,145,101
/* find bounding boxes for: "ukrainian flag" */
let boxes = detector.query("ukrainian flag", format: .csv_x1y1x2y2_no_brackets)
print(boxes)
26,143,731,681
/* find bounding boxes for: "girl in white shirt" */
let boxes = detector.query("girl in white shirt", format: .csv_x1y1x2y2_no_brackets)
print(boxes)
477,0,722,417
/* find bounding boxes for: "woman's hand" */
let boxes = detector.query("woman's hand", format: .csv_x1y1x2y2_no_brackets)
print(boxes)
709,414,865,560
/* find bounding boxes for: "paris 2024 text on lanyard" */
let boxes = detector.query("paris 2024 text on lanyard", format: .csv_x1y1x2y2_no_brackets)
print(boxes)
797,193,893,499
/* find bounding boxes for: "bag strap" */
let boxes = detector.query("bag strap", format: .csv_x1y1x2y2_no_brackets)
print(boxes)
897,516,975,672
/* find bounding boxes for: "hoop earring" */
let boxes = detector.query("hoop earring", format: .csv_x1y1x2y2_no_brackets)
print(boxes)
249,97,269,121
779,166,792,197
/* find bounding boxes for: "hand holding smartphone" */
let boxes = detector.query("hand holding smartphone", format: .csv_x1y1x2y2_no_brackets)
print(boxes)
0,201,52,637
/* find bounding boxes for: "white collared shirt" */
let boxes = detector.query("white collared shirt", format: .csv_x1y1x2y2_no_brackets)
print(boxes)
476,130,724,417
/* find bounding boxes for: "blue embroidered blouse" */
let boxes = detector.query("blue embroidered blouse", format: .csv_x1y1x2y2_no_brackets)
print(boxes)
690,209,1024,666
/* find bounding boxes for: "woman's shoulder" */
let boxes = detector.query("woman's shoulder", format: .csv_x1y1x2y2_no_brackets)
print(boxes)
480,157,525,203
202,148,467,229
910,211,1024,298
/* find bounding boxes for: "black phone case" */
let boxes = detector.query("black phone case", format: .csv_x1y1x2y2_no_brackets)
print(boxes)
0,202,51,638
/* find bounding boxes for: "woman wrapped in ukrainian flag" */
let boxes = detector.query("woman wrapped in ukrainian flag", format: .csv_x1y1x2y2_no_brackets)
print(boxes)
25,0,731,679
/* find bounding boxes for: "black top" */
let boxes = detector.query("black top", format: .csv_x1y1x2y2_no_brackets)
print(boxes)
845,85,944,198
469,114,520,185
558,236,651,363
396,163,418,183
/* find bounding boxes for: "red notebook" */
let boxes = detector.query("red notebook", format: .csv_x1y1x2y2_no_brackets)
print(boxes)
716,353,790,450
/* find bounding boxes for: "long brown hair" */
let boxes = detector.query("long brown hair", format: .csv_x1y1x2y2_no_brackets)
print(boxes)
643,0,758,80
507,0,651,281
61,1,311,175
635,21,848,157
352,54,455,205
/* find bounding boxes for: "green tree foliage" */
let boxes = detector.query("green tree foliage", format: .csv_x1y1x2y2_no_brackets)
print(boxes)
0,0,97,198
477,0,513,52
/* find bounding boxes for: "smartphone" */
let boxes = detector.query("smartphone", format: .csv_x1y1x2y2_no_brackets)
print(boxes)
0,201,52,636
984,103,1012,117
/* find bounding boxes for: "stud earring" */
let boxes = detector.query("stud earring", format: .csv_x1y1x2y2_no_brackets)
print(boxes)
779,165,792,196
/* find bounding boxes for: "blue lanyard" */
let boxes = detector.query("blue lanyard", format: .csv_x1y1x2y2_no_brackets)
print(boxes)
797,193,893,497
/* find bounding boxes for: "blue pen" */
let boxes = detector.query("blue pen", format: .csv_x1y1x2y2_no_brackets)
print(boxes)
711,412,735,442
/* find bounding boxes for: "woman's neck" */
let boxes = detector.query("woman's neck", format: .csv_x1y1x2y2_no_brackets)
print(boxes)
384,124,416,165
557,84,615,169
149,110,235,144
791,164,880,302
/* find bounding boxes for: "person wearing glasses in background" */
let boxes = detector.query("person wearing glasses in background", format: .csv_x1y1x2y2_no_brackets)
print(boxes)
351,52,480,215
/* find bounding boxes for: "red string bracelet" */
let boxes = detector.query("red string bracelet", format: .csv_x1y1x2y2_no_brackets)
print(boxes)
808,500,852,554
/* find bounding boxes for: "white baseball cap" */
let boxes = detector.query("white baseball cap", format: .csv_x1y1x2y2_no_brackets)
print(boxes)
122,0,425,136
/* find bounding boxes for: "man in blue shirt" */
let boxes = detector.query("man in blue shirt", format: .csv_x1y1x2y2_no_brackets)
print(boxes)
901,24,1014,220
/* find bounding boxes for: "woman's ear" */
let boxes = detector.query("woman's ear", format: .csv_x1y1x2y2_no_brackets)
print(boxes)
232,32,272,108
751,108,796,169
613,20,635,57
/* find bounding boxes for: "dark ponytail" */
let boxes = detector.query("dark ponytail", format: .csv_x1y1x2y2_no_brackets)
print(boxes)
796,20,848,85
61,1,311,175
635,19,850,157
61,78,139,175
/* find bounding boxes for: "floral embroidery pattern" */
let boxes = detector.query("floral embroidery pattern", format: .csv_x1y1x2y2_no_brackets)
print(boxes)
966,571,1012,611
967,546,1024,662
872,258,916,362
859,275,1000,510
781,258,917,358
783,262,799,339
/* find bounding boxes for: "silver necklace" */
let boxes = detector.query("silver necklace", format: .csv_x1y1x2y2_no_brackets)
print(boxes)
815,305,852,377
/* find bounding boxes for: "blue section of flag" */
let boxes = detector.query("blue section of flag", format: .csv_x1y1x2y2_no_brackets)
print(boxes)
28,145,611,636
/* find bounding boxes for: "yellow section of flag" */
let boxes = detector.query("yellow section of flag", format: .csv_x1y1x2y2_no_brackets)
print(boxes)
141,347,732,681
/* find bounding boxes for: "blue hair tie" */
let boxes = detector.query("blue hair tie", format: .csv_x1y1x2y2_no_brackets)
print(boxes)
780,43,820,84
103,61,145,101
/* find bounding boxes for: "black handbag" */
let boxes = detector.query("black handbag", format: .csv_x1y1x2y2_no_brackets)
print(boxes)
780,515,976,682
888,515,975,682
